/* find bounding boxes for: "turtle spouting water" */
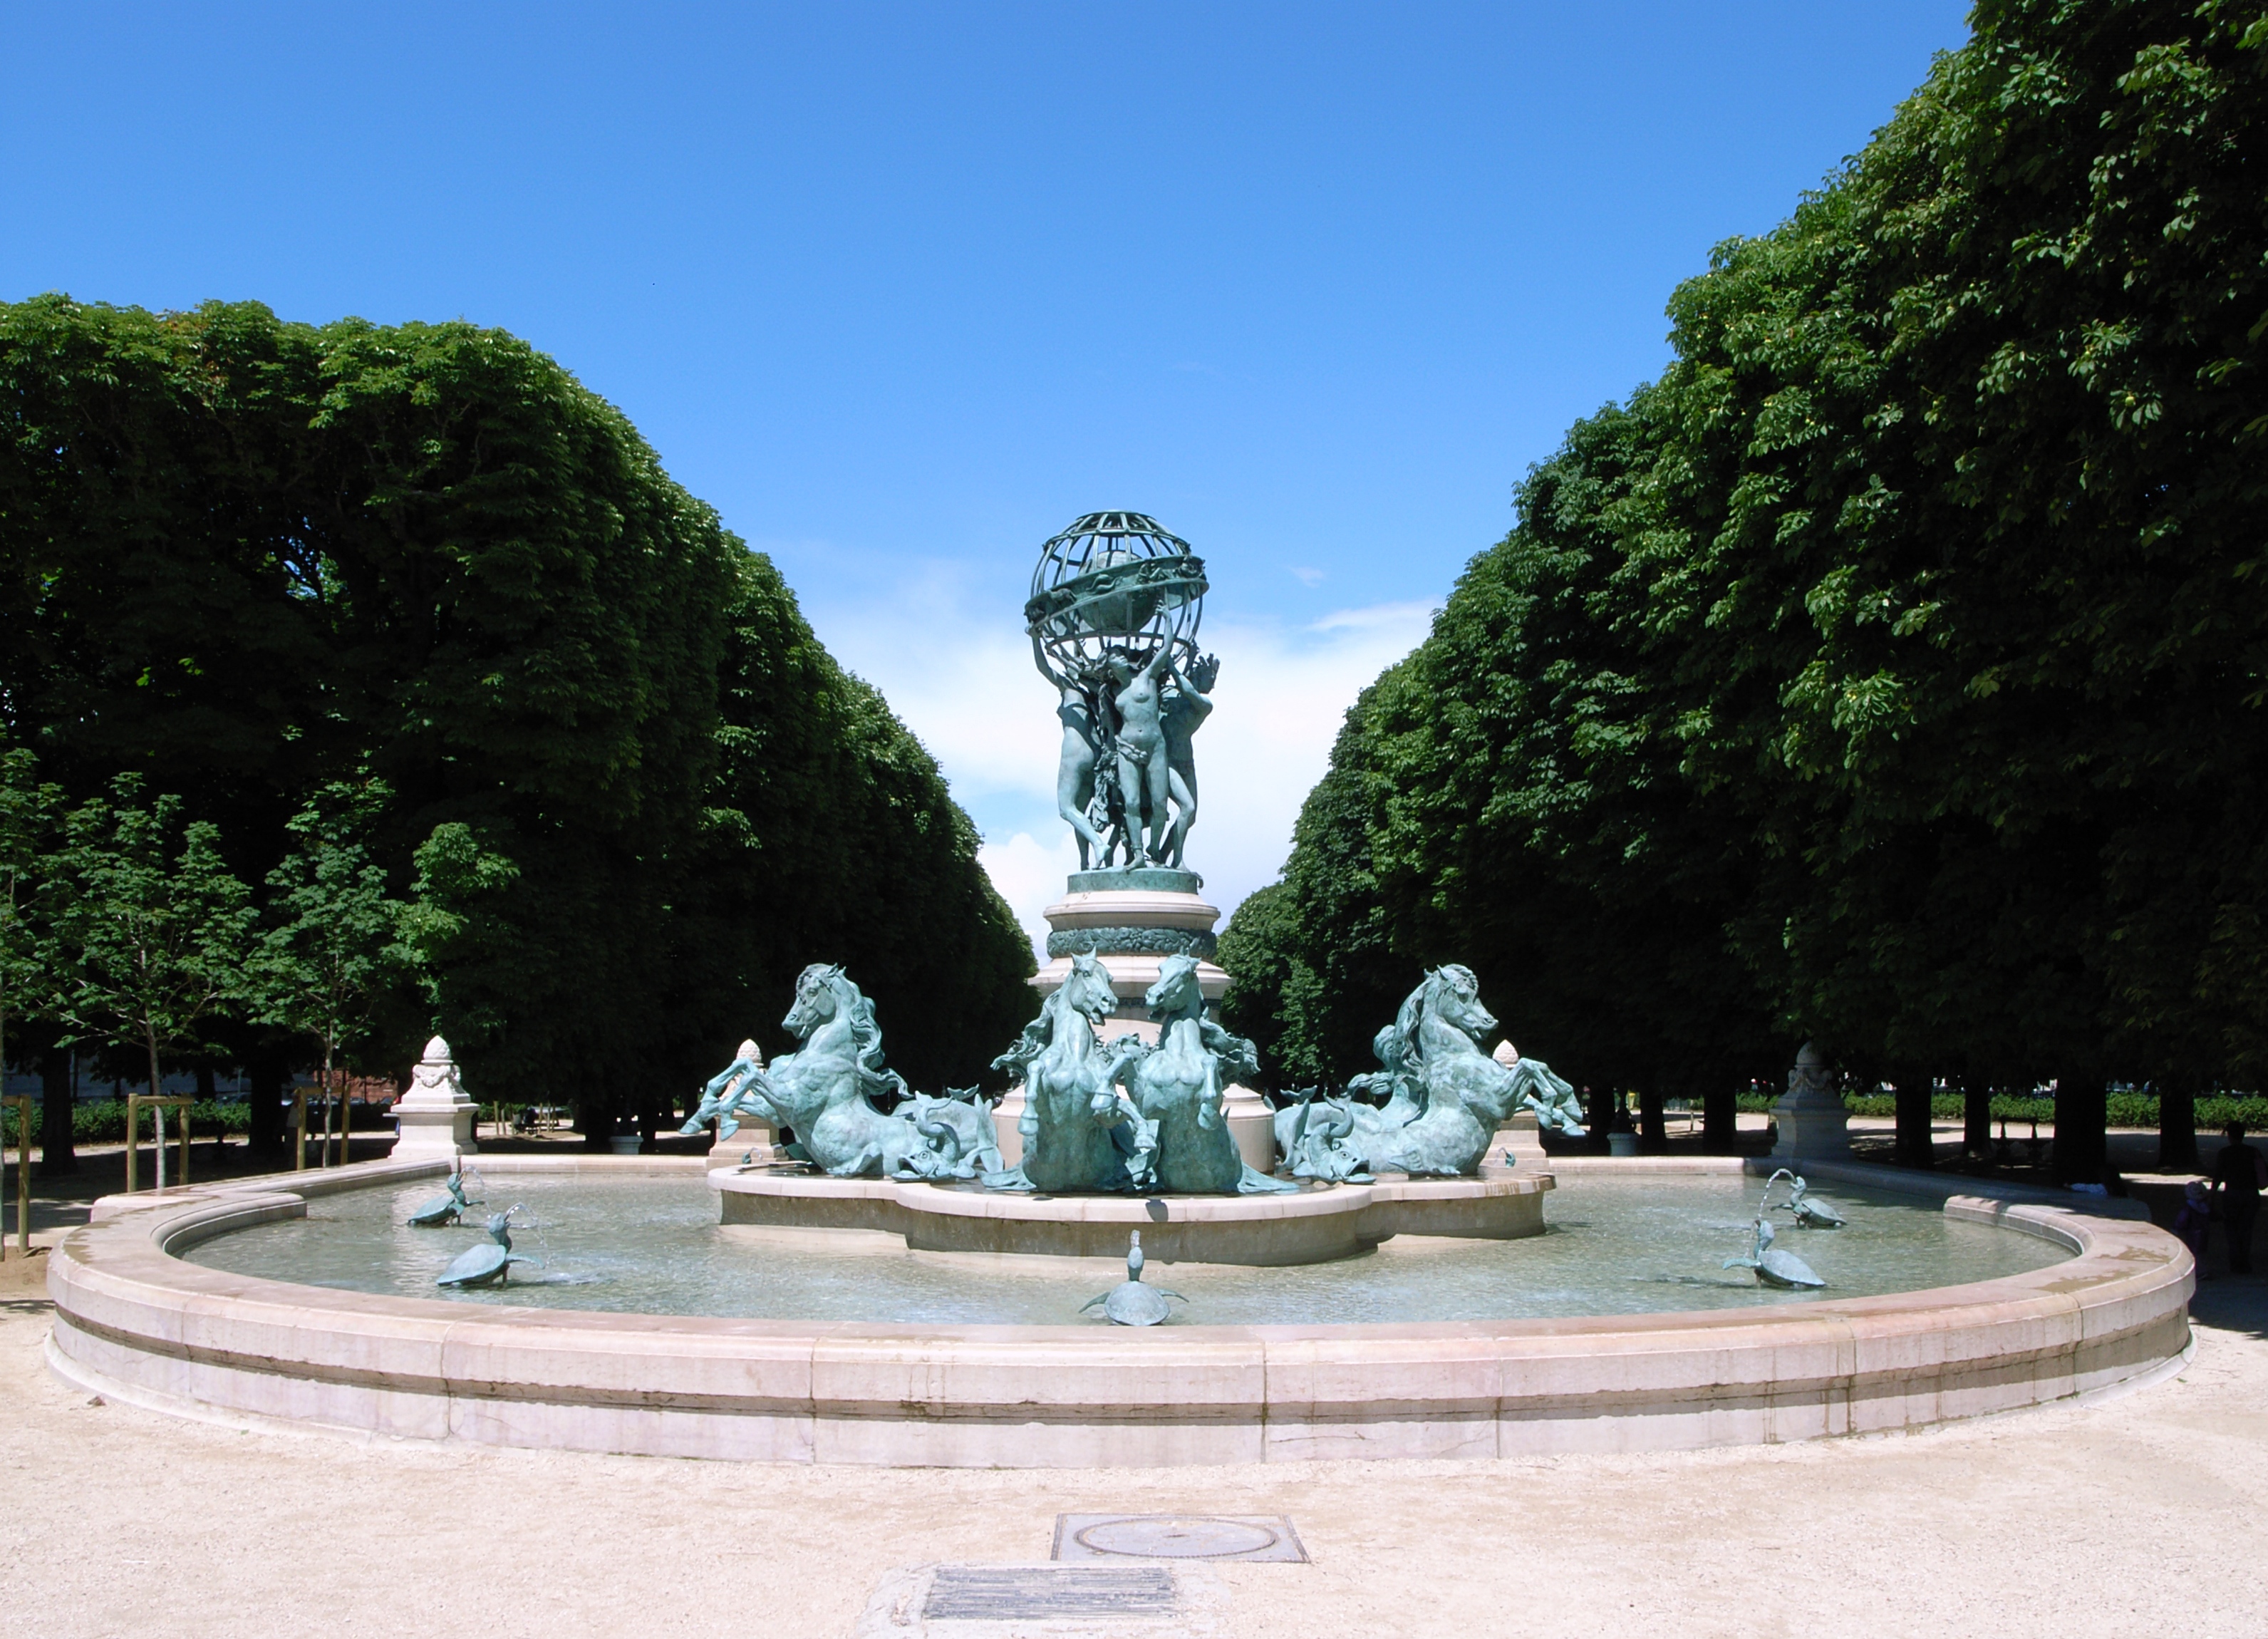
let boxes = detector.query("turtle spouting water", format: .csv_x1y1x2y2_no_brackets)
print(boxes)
406,1169,482,1228
1079,1231,1188,1326
1723,1216,1824,1289
1785,1175,1847,1229
436,1206,538,1289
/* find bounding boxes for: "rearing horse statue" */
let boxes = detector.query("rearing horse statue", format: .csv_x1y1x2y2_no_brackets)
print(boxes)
680,964,998,1178
1112,953,1295,1194
983,953,1144,1194
1283,965,1578,1178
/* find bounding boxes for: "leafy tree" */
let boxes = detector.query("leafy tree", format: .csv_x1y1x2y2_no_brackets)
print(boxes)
0,750,66,1165
251,781,414,1165
47,776,256,1112
1,296,1037,1124
1236,0,2268,1180
663,552,1034,1100
1216,881,1305,1090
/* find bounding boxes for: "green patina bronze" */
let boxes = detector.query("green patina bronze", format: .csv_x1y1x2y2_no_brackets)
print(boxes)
1044,926,1218,960
683,965,1000,1179
1279,966,1582,1179
1110,954,1294,1195
1028,514,1216,873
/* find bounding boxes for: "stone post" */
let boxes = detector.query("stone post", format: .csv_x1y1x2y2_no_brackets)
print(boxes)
1772,1043,1850,1162
707,1039,780,1162
389,1036,478,1161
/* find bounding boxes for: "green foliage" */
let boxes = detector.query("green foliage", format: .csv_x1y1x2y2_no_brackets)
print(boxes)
668,553,1035,1092
0,750,63,1071
1,296,1035,1106
251,782,415,1068
45,776,257,1095
1229,0,2268,1110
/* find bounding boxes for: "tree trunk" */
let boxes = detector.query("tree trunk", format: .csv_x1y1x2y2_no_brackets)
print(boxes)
1895,1075,1935,1170
1637,1085,1667,1154
1585,1087,1615,1154
247,1045,285,1155
2157,1080,2197,1173
2051,1076,2109,1186
1702,1087,1736,1154
1963,1080,1992,1161
38,1045,75,1177
319,1045,336,1168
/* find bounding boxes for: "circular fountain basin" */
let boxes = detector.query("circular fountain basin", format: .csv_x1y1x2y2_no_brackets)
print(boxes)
45,1154,2194,1468
710,1164,1550,1263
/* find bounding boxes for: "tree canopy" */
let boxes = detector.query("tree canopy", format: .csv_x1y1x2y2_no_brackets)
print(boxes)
1,297,1032,1118
1222,0,2268,1144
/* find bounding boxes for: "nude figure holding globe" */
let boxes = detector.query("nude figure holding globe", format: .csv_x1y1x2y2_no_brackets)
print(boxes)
1107,645,1176,864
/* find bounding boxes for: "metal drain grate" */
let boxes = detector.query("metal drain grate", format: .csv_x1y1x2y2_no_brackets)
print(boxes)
921,1566,1179,1620
1055,1514,1309,1563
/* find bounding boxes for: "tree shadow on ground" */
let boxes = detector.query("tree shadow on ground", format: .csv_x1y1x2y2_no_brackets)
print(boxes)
2189,1275,2267,1343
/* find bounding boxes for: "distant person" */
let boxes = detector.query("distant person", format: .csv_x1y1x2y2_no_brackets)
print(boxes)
2171,1179,2214,1271
2210,1122,2264,1275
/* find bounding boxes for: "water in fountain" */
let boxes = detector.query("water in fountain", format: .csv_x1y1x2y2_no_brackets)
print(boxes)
185,1173,2065,1326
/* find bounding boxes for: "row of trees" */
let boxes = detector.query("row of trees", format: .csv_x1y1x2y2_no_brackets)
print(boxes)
1,297,1037,1155
1220,0,2268,1179
1,761,410,1168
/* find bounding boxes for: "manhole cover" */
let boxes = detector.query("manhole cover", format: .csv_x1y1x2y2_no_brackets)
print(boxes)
1055,1514,1308,1563
921,1566,1177,1620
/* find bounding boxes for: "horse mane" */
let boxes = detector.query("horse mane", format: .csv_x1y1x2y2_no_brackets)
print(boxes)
814,965,907,1102
1392,976,1433,1071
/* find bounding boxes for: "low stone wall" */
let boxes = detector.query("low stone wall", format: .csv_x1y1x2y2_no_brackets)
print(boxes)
714,1167,1550,1263
44,1155,2192,1467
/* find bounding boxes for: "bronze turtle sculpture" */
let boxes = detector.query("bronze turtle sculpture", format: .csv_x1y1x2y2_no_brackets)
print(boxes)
1786,1175,1847,1229
1079,1231,1187,1326
437,1208,536,1289
407,1169,480,1228
1724,1216,1824,1289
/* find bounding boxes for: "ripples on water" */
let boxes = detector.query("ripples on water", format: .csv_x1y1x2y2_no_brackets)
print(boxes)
185,1174,2067,1327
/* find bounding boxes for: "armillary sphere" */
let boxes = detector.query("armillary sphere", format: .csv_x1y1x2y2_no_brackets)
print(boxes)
1025,512,1208,691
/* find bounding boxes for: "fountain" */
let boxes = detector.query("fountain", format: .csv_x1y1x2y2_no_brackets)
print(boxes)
39,512,2195,1467
710,511,1549,1261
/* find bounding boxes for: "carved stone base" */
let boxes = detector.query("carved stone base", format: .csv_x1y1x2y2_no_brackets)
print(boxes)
1016,880,1275,1169
1774,1043,1852,1161
389,1036,477,1162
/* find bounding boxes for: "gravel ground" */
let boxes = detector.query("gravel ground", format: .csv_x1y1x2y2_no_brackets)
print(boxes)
1,1251,2262,1639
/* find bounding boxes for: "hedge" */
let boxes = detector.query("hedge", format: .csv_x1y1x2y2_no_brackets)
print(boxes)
1,1097,398,1145
1725,1092,2268,1128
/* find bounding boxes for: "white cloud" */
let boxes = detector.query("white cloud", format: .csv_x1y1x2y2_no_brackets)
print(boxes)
1288,564,1326,587
799,563,1437,955
976,830,1084,959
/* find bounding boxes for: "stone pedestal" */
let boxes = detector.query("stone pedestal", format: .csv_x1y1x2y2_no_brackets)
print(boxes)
1015,867,1275,1172
389,1037,477,1162
1773,1042,1851,1161
700,1038,784,1163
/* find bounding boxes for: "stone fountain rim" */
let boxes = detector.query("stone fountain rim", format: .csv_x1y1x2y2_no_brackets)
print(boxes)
43,1153,2194,1467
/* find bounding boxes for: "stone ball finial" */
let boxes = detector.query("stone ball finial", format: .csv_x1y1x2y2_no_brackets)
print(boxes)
1796,1042,1823,1068
420,1035,452,1063
1491,1040,1520,1067
736,1038,763,1066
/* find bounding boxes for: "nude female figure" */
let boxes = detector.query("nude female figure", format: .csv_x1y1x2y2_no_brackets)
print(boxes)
1106,645,1176,864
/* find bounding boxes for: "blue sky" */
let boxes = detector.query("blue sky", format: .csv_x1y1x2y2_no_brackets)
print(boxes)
2,1,1971,943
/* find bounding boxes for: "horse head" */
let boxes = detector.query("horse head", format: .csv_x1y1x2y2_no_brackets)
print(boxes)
785,963,846,1041
1062,951,1120,1027
1422,964,1496,1049
1143,952,1206,1023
